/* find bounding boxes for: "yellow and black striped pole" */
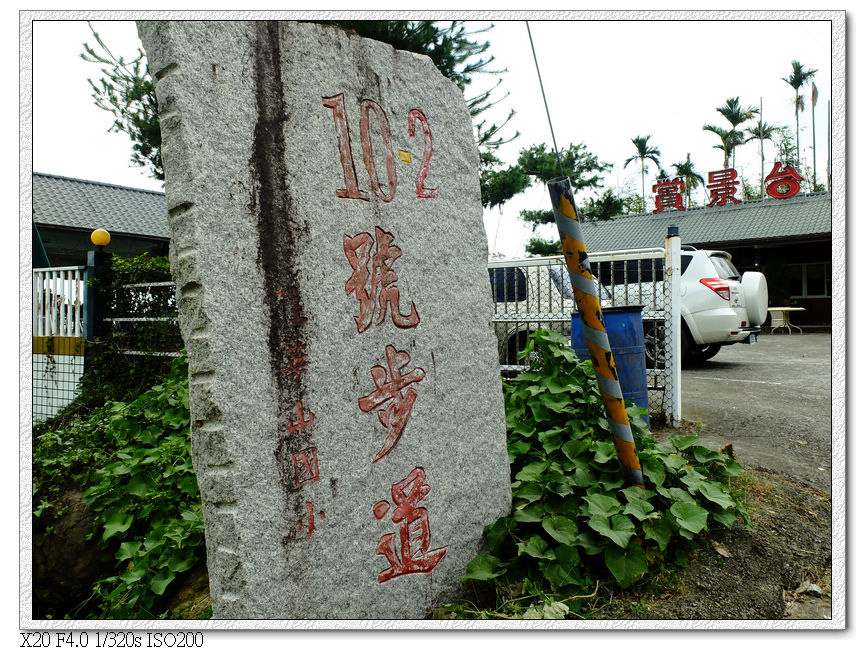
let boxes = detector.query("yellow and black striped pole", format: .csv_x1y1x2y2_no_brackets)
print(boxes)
548,177,645,487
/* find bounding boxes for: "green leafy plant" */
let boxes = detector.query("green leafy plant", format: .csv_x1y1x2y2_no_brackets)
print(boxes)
462,330,748,615
79,353,203,618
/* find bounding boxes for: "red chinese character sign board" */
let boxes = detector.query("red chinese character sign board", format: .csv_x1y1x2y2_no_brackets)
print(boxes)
139,21,511,619
765,163,804,199
652,165,806,211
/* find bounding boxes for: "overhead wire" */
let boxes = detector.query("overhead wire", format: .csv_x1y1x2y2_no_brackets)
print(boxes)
525,21,564,180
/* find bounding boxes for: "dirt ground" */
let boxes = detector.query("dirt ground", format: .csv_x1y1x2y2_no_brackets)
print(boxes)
636,331,836,621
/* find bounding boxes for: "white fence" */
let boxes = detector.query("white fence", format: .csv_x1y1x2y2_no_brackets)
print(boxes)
33,266,86,338
487,236,681,427
32,266,87,422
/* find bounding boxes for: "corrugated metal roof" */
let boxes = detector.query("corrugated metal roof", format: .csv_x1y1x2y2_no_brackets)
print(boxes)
33,172,169,239
581,191,830,252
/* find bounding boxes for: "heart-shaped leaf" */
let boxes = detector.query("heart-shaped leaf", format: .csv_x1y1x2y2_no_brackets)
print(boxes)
588,514,634,548
604,541,648,587
541,515,579,545
642,515,673,551
583,493,621,518
463,554,507,582
670,501,709,534
102,512,134,542
669,435,701,450
693,446,724,462
623,499,655,521
518,535,555,560
697,481,736,509
149,567,175,595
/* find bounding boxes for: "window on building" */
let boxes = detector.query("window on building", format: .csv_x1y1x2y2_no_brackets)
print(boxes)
790,262,831,297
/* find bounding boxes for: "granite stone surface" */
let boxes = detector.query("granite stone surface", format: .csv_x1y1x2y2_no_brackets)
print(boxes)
138,20,511,619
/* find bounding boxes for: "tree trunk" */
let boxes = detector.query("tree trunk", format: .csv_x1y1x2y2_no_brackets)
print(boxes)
795,92,801,167
641,160,646,211
811,100,817,189
760,139,765,199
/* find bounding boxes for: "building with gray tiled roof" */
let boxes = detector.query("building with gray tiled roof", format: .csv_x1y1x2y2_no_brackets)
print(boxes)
581,191,831,326
582,191,830,251
33,172,169,266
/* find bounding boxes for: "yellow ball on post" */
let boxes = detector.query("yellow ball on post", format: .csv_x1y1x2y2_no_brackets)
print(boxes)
90,229,111,247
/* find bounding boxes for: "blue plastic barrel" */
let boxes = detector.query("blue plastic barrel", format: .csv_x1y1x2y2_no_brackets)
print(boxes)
571,306,650,425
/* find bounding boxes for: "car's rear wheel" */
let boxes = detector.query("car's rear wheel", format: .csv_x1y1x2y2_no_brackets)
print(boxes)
643,321,665,369
692,343,721,362
503,329,529,366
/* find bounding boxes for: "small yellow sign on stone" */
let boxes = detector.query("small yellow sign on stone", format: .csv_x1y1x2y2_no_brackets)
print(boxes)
398,150,412,164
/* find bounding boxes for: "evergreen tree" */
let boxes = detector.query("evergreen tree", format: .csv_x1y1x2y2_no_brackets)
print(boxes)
501,142,612,255
580,189,626,221
81,27,162,180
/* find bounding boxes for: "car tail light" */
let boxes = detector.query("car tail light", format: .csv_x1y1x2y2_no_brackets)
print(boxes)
700,278,730,300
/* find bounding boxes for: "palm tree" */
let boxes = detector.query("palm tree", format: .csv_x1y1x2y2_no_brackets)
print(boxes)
782,60,818,167
623,135,661,211
746,119,778,198
714,97,758,168
703,124,741,168
672,153,705,208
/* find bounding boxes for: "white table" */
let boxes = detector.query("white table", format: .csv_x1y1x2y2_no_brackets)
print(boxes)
768,307,806,334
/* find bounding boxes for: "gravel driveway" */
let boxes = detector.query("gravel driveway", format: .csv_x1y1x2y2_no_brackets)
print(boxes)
678,331,833,492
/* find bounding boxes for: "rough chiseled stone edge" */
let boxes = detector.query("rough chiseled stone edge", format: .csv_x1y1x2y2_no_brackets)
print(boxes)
137,20,251,618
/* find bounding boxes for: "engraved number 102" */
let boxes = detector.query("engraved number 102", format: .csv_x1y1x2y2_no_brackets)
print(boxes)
322,94,438,202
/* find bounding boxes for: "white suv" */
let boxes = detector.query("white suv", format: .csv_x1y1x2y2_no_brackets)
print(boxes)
677,247,767,363
488,247,768,367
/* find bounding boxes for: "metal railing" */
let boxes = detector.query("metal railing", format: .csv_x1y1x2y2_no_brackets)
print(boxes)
487,237,681,426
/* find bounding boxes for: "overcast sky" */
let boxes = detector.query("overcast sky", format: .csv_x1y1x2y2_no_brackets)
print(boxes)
31,15,836,259
30,14,837,261
473,18,834,256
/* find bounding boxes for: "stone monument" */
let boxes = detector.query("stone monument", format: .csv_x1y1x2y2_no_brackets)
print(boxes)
137,20,511,619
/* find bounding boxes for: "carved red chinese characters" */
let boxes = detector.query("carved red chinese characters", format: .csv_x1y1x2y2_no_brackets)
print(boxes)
282,341,309,382
297,501,326,539
344,227,420,333
286,400,315,435
372,467,447,583
359,345,426,463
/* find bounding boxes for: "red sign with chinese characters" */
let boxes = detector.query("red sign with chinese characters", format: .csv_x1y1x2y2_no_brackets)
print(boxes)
651,164,807,210
765,163,804,199
652,177,685,213
707,168,741,207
